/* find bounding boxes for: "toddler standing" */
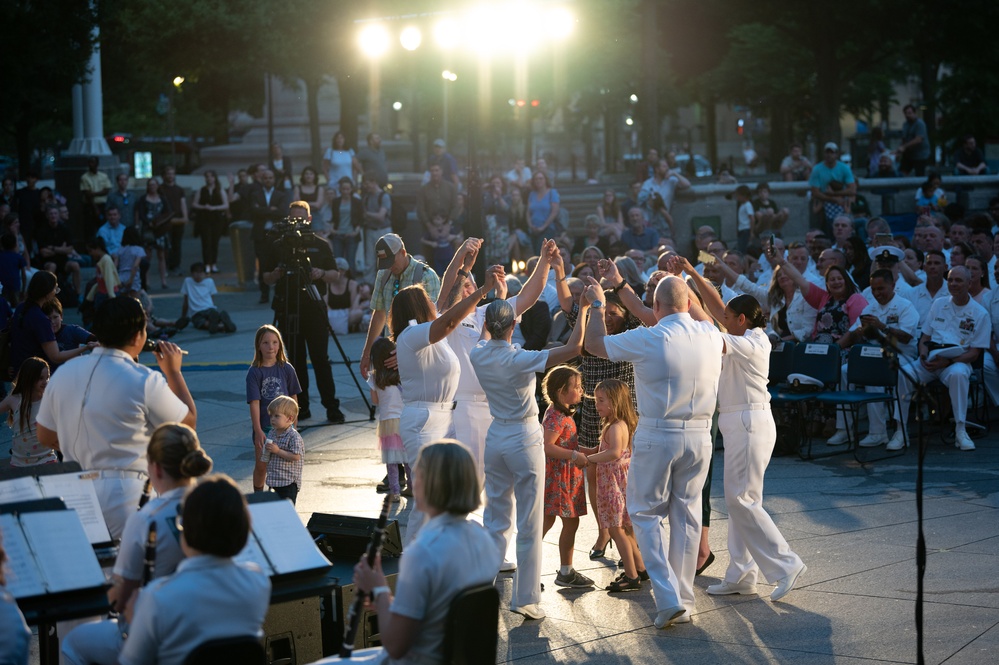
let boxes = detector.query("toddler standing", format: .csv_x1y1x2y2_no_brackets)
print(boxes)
264,395,304,504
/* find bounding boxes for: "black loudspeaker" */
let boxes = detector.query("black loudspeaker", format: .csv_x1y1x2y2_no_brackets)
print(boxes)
263,597,323,665
306,513,403,561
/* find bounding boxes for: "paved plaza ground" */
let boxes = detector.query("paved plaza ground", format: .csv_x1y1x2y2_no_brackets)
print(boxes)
8,233,999,664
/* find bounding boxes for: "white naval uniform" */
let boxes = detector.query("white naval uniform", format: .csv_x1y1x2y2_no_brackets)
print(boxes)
892,281,943,340
983,289,999,406
35,347,190,540
396,321,460,541
62,488,186,665
604,312,723,615
898,297,991,429
836,295,920,436
470,339,549,611
717,328,804,586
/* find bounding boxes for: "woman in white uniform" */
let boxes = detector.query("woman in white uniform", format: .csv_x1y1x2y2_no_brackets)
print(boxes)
62,423,214,665
470,297,589,620
393,265,503,540
678,258,807,602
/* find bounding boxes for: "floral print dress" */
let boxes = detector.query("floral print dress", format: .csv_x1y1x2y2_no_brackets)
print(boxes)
542,406,586,518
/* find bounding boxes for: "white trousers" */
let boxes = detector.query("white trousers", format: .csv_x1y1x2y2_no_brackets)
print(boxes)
399,404,453,543
718,409,803,585
898,359,971,427
453,399,492,487
94,477,147,541
483,419,544,609
61,620,121,665
627,420,711,613
983,353,999,407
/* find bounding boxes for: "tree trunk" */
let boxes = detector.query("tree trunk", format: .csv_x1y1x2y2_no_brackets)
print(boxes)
639,0,661,152
338,73,362,152
768,103,789,172
705,95,718,171
305,77,322,172
814,39,843,148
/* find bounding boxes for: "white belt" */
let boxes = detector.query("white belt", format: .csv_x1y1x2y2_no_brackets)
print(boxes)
717,403,769,414
409,401,456,412
638,417,711,430
493,414,538,425
90,469,148,480
454,393,489,403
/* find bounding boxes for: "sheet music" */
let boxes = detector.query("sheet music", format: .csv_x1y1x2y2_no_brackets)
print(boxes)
0,476,44,505
0,514,46,598
927,345,967,361
248,501,330,575
37,473,112,545
20,511,106,594
233,532,275,576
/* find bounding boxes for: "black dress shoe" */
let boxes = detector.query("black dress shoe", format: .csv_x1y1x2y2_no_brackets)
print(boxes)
327,408,346,424
299,409,312,420
258,294,270,304
696,551,716,576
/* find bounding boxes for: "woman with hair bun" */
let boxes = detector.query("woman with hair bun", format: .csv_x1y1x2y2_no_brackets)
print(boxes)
470,295,590,621
677,258,807,603
62,423,214,665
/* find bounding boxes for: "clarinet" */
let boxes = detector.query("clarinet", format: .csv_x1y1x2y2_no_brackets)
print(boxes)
138,478,152,510
340,495,392,658
142,522,157,585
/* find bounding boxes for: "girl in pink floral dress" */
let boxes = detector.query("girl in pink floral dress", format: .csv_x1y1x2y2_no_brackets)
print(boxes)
584,378,646,592
541,365,593,588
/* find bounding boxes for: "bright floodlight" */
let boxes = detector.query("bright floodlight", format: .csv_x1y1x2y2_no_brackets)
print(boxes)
172,76,185,88
400,25,422,51
549,7,574,40
625,117,634,126
359,24,390,58
434,18,460,49
392,101,403,111
630,93,638,103
442,70,458,82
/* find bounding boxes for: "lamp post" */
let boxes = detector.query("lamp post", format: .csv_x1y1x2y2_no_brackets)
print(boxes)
169,76,184,166
441,70,457,145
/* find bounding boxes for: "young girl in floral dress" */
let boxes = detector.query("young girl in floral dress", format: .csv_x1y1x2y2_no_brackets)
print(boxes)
541,365,594,588
584,378,647,592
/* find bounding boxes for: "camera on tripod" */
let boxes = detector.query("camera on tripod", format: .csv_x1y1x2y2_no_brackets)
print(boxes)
266,216,317,250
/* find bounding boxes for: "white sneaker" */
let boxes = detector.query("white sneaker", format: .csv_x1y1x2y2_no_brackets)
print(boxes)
858,432,888,447
886,430,906,451
512,603,545,620
955,430,976,451
826,429,850,446
653,606,685,629
499,560,517,573
706,580,759,596
771,563,807,602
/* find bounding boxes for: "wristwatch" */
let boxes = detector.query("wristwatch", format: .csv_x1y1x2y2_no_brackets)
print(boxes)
457,269,469,278
372,585,391,599
591,300,604,309
611,281,626,293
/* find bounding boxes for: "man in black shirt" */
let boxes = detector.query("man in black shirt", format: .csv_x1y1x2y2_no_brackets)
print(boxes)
34,205,82,294
262,200,345,423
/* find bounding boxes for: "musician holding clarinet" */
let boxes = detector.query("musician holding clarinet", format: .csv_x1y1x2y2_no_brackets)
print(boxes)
317,441,500,664
36,297,196,539
62,423,214,665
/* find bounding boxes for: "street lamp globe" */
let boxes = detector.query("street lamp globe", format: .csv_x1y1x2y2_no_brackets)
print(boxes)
358,24,390,57
548,7,575,40
434,18,460,49
400,25,422,51
172,76,185,88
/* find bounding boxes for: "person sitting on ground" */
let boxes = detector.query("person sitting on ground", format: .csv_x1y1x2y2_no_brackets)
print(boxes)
751,182,789,236
177,262,235,334
42,299,94,353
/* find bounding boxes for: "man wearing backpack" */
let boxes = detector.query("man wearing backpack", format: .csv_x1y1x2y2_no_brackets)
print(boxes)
360,172,392,285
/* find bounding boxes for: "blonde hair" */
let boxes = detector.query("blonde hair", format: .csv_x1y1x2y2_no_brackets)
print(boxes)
147,423,213,480
595,379,637,445
267,395,300,420
416,440,481,515
251,325,288,367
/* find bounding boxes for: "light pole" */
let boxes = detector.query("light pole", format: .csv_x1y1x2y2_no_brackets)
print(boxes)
441,70,457,145
169,76,184,166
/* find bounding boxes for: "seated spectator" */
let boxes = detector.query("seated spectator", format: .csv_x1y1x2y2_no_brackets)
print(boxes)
482,175,513,267
33,204,83,297
950,241,973,268
619,180,643,220
421,213,460,277
966,255,991,305
97,205,126,257
844,236,873,291
178,262,235,334
625,248,652,283
870,153,899,178
915,173,947,215
780,142,813,182
0,232,26,305
899,266,991,451
85,236,121,311
954,135,987,176
614,255,645,299
596,189,624,233
949,220,970,248
620,207,659,251
326,257,363,334
9,271,95,376
816,247,847,275
42,299,94,353
867,127,889,176
572,215,612,256
904,246,924,280
809,143,855,230
571,262,595,281
751,182,789,237
505,158,532,190
732,184,754,251
117,227,147,293
578,246,605,275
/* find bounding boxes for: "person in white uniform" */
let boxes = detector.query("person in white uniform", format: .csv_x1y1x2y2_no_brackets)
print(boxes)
983,260,999,408
678,258,807,602
582,275,722,628
118,475,270,665
470,297,589,620
310,441,502,665
36,297,196,539
393,264,504,540
62,423,214,665
437,237,554,483
899,266,991,451
828,269,919,450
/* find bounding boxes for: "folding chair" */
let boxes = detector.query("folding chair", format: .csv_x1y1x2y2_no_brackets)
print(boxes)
814,344,905,463
771,342,842,460
184,635,266,665
441,583,500,665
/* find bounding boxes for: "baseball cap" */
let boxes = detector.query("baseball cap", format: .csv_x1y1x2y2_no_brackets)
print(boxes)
375,233,404,270
334,256,350,272
824,142,839,152
433,138,446,148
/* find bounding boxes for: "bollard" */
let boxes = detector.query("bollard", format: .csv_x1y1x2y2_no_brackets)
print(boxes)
228,220,256,287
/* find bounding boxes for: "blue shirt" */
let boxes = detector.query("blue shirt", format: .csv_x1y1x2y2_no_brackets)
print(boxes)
809,161,855,192
527,189,560,229
9,303,56,375
246,362,302,429
0,250,26,296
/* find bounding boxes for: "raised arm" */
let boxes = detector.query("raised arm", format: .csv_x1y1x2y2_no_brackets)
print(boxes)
515,238,555,316
767,245,811,297
545,298,589,368
429,265,504,344
597,259,656,327
674,255,726,323
549,243,574,314
437,237,482,312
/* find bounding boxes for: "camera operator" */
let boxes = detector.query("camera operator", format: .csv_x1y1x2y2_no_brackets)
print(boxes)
263,201,346,423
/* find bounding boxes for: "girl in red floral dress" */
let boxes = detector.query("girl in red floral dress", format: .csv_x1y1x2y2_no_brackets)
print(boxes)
541,365,593,588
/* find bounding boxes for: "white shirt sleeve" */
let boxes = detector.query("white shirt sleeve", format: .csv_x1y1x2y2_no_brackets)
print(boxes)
143,372,190,427
390,548,432,621
604,327,646,363
970,307,992,349
513,348,549,373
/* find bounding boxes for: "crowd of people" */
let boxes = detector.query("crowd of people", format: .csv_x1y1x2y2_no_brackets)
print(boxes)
3,121,999,664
